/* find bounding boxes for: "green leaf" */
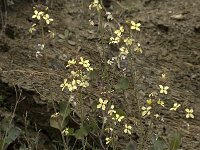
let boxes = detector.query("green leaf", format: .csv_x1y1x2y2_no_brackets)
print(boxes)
126,141,137,150
50,115,64,130
116,108,126,116
89,70,97,80
114,77,130,90
58,34,65,39
74,125,88,140
4,127,21,145
0,116,14,132
169,133,181,150
150,135,167,150
87,120,98,132
59,101,72,120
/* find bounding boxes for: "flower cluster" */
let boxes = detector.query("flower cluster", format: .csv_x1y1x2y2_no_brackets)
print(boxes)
96,97,132,146
29,6,53,33
32,7,53,24
142,74,195,120
60,57,93,92
108,21,142,64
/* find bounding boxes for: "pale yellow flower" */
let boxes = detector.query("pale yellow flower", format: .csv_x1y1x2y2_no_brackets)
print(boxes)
78,80,89,88
161,73,166,79
159,85,169,94
29,24,37,33
134,43,142,53
112,114,125,122
114,26,124,37
89,0,102,11
185,108,194,118
79,57,90,68
146,99,153,105
142,106,152,116
108,105,116,116
32,10,44,20
67,79,77,92
124,124,132,134
97,98,108,110
62,128,69,136
105,137,112,144
170,103,181,111
60,79,68,91
66,59,76,67
43,14,53,24
124,37,134,46
131,21,141,31
109,36,120,44
105,128,113,133
154,114,160,118
157,99,165,107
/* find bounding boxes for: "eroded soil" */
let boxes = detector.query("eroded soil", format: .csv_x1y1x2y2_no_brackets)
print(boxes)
0,0,200,149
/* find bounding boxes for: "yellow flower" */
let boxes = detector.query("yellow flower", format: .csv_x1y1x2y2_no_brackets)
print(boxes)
154,114,160,118
29,24,37,33
86,66,93,71
105,137,112,145
112,114,125,122
51,112,60,118
124,124,132,134
60,79,68,91
119,47,129,57
89,0,102,11
185,108,194,118
43,14,53,24
67,79,77,92
114,26,124,37
79,80,89,88
79,57,90,68
159,85,169,94
71,71,79,77
32,10,44,20
142,106,152,116
146,99,153,105
62,128,69,136
134,43,142,53
161,73,166,79
97,98,108,110
170,103,181,111
66,59,76,67
108,105,116,116
124,37,134,46
157,99,165,107
149,91,157,97
109,36,120,44
105,128,113,133
131,21,141,31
